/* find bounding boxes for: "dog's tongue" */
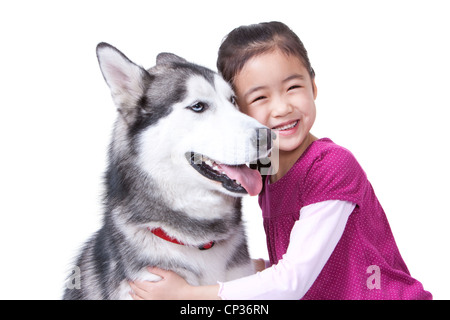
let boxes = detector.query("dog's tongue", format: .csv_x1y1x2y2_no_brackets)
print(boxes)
217,164,262,196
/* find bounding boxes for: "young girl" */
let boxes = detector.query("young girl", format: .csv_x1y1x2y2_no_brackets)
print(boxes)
129,21,432,300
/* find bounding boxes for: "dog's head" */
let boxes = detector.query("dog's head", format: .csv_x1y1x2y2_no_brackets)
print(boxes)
97,43,275,200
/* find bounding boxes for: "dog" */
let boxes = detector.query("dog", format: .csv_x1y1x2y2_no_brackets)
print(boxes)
63,43,273,299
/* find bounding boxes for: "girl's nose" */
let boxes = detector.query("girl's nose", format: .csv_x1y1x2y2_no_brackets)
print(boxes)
270,95,293,118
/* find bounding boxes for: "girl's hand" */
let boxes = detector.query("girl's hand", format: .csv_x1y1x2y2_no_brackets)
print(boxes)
129,266,221,300
129,267,191,300
253,258,266,272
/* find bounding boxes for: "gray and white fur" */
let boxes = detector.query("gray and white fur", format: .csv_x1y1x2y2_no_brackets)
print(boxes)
63,43,272,299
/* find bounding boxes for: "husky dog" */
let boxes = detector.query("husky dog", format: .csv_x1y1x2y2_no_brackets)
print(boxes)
63,43,273,299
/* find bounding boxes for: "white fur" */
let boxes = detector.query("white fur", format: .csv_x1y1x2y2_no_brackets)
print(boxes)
113,208,254,300
66,45,259,299
137,75,268,217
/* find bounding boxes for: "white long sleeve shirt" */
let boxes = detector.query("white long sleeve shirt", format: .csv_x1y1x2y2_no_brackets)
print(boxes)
218,200,356,300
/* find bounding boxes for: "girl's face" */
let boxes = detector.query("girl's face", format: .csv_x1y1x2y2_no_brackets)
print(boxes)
234,49,317,153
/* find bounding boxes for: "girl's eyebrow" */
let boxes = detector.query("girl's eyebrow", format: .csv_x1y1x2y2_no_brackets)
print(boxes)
283,74,305,83
244,85,267,99
243,74,305,99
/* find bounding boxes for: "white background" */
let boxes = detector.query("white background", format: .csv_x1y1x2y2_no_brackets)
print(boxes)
1,0,449,299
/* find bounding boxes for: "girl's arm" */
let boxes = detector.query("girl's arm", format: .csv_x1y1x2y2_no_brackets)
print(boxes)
218,200,355,299
130,200,355,300
130,258,266,300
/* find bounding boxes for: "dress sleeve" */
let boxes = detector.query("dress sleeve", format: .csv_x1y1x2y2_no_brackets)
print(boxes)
301,146,366,207
217,200,356,300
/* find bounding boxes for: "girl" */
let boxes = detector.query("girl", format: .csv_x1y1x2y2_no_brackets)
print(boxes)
130,21,432,300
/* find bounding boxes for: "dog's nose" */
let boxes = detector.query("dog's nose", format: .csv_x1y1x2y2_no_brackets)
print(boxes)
256,128,275,153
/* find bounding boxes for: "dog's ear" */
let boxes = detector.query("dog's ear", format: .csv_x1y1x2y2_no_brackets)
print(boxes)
96,42,152,109
156,52,188,66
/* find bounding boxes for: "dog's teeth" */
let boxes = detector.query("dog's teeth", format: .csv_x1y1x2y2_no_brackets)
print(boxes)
201,157,226,175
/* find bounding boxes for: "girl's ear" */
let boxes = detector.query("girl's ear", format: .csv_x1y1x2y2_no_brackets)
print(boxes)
312,79,318,100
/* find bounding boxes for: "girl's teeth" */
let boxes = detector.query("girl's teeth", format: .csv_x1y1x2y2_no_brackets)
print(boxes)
275,120,298,131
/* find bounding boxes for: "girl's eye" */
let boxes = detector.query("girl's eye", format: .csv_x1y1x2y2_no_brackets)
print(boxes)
188,102,208,113
252,96,266,103
288,85,301,91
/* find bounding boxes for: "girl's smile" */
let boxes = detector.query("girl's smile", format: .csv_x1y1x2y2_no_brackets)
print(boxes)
234,49,317,156
272,119,300,136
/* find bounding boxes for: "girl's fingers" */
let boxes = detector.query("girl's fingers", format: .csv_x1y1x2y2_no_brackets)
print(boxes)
146,266,171,279
129,281,149,299
129,289,143,300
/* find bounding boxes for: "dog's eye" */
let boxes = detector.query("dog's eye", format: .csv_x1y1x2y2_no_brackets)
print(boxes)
188,102,208,113
230,96,237,106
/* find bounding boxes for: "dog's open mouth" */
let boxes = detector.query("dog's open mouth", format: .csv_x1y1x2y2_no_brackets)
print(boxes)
186,152,262,196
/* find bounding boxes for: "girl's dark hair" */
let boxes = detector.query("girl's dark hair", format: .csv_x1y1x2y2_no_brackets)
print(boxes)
217,22,315,180
217,21,315,86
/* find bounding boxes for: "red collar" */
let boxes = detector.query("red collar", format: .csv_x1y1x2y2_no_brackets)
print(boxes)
148,227,215,250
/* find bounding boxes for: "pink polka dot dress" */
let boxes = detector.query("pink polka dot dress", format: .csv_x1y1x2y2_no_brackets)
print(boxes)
258,138,432,299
